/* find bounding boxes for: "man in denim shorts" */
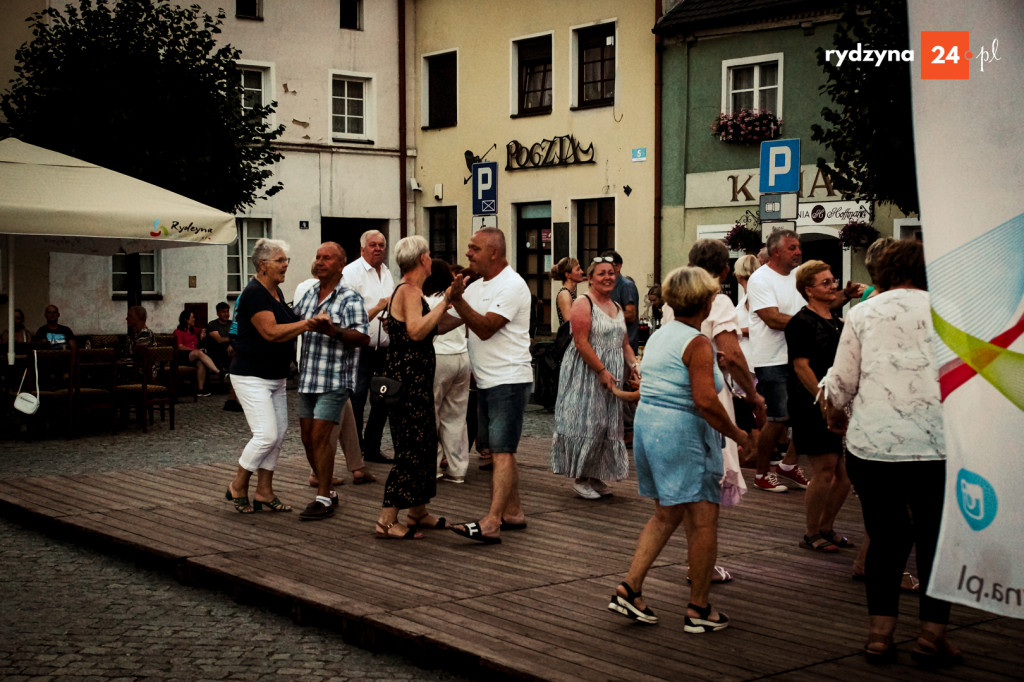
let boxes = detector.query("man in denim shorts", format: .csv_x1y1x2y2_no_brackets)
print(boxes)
447,228,533,544
294,242,369,520
747,230,808,493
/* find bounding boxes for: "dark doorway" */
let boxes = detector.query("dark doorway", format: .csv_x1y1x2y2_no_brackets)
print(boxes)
515,203,552,335
801,233,844,287
321,217,389,270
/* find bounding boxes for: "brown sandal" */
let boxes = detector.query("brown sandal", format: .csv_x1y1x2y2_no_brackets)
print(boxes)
911,630,962,667
864,633,896,664
375,521,423,540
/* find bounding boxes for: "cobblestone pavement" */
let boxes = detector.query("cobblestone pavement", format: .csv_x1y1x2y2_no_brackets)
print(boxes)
0,391,555,680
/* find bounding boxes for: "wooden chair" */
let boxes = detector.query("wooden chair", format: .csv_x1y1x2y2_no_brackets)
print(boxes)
155,333,198,401
89,334,122,351
76,348,119,434
26,349,75,434
117,345,176,432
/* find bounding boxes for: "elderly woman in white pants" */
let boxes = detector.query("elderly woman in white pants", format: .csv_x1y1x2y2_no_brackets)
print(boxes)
424,259,471,484
225,238,318,513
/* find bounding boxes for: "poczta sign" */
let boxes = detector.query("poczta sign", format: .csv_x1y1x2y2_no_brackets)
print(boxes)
506,134,595,171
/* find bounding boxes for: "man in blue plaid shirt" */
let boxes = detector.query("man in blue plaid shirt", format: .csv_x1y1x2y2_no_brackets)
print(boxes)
293,242,370,520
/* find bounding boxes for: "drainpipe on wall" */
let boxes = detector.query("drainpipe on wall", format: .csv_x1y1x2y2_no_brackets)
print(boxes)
398,0,408,239
653,0,664,284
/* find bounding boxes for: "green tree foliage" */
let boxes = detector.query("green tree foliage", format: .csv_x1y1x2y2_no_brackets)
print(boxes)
1,0,284,213
811,0,918,215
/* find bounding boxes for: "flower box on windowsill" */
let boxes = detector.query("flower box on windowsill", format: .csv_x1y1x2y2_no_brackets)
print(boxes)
711,109,782,144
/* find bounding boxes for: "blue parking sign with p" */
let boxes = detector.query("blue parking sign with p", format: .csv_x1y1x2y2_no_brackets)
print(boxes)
759,139,800,193
472,162,498,215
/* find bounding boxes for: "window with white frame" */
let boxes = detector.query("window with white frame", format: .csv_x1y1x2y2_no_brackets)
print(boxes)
574,22,615,108
111,251,160,296
722,53,782,115
239,66,267,114
228,218,270,295
514,35,552,116
423,51,457,129
331,74,371,141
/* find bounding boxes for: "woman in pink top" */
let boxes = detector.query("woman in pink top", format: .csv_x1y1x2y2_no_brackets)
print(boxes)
174,310,221,396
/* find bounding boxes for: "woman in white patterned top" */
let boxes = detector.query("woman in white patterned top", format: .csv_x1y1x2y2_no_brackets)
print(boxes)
823,240,960,667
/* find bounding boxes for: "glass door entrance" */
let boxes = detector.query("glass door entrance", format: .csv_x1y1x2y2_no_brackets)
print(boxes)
515,203,552,335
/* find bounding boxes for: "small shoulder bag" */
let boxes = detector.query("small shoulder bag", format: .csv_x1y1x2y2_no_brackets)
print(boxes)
369,286,405,407
13,350,40,415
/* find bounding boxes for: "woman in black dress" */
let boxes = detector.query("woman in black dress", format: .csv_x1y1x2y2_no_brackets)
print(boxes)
375,235,458,539
785,260,851,551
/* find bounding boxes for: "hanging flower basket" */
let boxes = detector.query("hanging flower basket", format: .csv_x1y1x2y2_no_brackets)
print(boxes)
723,222,763,254
838,220,880,250
710,109,782,143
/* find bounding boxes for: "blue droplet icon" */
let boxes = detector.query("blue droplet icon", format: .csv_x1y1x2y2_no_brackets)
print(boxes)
956,469,997,531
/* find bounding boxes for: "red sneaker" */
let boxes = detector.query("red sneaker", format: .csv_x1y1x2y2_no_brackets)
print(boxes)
753,471,788,493
775,465,810,489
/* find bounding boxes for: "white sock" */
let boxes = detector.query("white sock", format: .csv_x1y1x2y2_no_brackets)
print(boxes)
316,495,332,506
778,463,796,472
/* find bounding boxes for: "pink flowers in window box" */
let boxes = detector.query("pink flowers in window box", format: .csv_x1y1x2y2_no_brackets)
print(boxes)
711,109,782,143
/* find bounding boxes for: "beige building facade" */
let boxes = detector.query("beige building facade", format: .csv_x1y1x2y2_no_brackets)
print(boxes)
411,0,658,332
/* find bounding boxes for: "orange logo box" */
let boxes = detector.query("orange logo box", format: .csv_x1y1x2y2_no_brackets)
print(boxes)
921,31,970,80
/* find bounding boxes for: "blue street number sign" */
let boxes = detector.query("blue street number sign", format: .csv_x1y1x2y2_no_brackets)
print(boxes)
472,162,498,215
759,139,800,193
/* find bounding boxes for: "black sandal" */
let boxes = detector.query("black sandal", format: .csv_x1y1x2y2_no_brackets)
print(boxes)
407,513,446,529
224,488,253,514
607,581,658,624
684,602,729,633
822,529,854,548
800,533,840,552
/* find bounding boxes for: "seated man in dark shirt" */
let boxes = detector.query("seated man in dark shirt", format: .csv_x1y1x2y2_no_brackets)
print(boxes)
33,305,76,350
205,301,234,371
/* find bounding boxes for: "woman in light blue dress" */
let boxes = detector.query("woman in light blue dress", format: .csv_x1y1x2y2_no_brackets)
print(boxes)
608,266,751,634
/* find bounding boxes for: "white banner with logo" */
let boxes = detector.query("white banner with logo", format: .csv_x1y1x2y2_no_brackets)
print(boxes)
908,0,1023,618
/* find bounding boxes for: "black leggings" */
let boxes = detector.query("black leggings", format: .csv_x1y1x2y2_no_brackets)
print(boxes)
846,454,951,624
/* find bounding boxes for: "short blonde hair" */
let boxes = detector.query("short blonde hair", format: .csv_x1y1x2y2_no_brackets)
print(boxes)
734,254,760,279
662,266,720,317
795,260,831,300
394,235,430,274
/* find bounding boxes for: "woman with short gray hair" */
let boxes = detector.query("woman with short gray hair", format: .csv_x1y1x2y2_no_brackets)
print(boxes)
394,234,430,275
225,238,318,514
374,236,457,538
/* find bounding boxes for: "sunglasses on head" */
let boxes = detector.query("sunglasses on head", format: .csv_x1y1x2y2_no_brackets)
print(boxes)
592,256,615,263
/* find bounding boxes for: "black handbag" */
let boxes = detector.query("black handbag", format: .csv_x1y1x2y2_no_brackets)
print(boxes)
369,287,404,407
370,375,403,407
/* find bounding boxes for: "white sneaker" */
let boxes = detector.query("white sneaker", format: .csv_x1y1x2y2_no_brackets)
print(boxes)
441,473,465,484
572,481,601,500
589,479,613,497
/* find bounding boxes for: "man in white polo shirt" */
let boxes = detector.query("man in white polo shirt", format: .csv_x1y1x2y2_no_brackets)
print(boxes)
447,228,533,544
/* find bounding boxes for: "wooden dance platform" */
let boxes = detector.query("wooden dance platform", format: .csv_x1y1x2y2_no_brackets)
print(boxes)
1,436,1020,680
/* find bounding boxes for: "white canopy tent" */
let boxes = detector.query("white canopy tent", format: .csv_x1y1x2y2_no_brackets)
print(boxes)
0,137,237,364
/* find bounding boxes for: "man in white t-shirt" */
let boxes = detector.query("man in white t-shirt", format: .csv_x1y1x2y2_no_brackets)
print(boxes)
446,228,533,544
747,229,809,493
341,230,394,463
